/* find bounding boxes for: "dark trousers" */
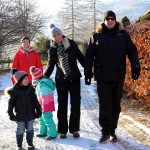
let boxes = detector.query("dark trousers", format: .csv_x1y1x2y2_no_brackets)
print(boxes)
56,79,81,134
97,80,124,135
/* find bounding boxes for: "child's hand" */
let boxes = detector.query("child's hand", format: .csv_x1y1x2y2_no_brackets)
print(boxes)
36,109,42,118
9,116,17,122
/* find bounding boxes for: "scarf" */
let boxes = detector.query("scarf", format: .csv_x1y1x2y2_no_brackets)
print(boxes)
21,46,32,53
57,38,71,78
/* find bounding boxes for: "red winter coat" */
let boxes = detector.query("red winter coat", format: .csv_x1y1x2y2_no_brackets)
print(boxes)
11,46,43,84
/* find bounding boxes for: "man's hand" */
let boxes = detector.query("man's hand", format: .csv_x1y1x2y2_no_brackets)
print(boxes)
132,66,141,80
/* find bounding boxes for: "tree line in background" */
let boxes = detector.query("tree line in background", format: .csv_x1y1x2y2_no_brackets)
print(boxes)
0,0,149,61
0,0,47,59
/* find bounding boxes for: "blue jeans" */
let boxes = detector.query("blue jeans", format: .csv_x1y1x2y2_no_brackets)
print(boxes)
16,120,34,146
16,120,34,135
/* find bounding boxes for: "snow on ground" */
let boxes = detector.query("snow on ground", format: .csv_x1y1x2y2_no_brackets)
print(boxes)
0,67,150,150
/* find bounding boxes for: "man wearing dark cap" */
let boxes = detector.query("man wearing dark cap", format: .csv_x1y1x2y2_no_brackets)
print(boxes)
84,10,141,142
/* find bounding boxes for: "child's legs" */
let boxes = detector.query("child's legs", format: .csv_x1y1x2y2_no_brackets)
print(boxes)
43,112,58,137
25,120,34,146
16,122,25,147
39,115,47,135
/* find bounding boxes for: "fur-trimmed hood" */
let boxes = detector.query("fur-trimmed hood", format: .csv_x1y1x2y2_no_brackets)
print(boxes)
96,22,124,33
4,87,13,96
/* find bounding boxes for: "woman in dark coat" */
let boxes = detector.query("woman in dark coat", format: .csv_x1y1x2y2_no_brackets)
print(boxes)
44,24,85,139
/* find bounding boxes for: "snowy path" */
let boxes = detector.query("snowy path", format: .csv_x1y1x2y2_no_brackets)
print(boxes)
0,71,150,150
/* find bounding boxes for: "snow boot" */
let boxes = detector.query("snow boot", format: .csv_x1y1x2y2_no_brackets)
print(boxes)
26,132,34,149
60,134,67,139
111,133,117,142
16,134,23,150
72,132,80,138
99,134,110,143
28,146,35,150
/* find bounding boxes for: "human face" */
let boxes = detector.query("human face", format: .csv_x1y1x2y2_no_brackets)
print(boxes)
104,17,116,29
52,33,62,43
22,39,30,48
21,76,29,86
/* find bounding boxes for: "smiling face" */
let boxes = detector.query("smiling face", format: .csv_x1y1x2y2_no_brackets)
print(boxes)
52,33,63,43
104,17,116,29
21,76,29,86
22,39,30,48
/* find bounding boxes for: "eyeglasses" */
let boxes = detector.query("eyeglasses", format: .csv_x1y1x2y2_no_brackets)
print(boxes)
106,17,115,21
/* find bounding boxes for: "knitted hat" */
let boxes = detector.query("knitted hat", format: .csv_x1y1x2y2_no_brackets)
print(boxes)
104,10,116,21
21,35,30,42
48,23,62,38
30,66,43,85
11,68,28,84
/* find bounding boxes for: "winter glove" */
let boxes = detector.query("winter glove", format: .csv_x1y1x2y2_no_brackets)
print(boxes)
85,76,91,85
9,116,17,122
132,66,141,80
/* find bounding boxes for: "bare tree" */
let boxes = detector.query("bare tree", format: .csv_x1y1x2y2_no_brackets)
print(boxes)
57,0,107,43
0,0,47,58
58,0,83,42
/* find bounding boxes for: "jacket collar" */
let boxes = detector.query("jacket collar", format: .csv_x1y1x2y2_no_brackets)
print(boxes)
96,22,124,33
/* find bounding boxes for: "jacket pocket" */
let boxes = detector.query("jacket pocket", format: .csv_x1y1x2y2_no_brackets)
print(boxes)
94,63,103,78
117,65,126,79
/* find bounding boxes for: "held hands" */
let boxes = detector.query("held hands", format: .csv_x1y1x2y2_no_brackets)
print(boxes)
85,76,91,85
84,71,93,86
132,66,141,80
36,108,42,118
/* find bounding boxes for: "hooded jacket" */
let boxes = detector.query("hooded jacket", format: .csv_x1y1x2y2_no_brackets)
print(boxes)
35,77,55,112
85,22,140,81
11,46,43,83
7,83,41,122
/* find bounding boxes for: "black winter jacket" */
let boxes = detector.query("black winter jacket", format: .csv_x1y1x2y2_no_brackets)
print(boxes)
7,83,42,122
44,38,85,81
85,22,140,81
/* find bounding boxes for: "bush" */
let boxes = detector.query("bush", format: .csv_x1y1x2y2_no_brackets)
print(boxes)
124,21,150,104
33,36,50,61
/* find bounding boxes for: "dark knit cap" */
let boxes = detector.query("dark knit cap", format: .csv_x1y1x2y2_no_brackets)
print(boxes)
104,10,116,21
21,35,30,42
11,68,28,84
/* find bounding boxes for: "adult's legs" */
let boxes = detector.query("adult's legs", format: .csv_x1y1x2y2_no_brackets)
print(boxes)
97,81,113,135
56,81,69,134
111,79,124,134
69,79,81,133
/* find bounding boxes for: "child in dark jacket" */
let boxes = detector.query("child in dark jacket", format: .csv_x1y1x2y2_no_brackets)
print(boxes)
30,66,58,140
7,69,42,150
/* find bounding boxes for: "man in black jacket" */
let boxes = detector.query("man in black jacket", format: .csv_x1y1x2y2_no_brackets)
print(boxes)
84,10,141,143
44,23,85,139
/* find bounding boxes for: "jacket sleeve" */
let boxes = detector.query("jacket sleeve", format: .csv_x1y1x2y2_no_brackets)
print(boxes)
125,31,141,69
31,87,42,117
7,92,16,120
84,33,97,77
75,44,85,68
44,49,56,78
35,51,43,73
11,52,19,84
